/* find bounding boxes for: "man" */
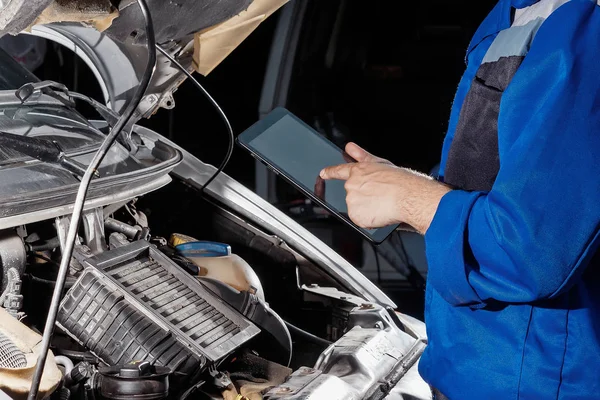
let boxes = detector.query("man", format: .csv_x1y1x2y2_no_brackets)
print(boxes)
320,0,600,398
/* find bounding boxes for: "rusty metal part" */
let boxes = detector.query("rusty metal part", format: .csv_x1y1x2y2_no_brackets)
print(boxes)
29,0,118,32
105,0,253,46
0,0,53,35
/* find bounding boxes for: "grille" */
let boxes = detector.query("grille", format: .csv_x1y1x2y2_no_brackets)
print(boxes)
0,331,26,369
57,241,259,376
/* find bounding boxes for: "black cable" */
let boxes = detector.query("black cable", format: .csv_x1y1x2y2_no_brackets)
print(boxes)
396,231,426,291
26,237,60,252
28,252,60,267
395,231,410,265
28,1,156,398
155,45,234,192
371,243,382,286
26,254,75,289
51,348,98,364
284,321,332,348
27,274,75,290
178,380,206,400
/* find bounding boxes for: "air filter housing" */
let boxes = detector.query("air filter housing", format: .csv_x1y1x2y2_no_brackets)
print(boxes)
57,241,260,376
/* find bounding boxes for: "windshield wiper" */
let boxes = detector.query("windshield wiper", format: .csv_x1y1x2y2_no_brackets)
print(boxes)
14,80,137,151
15,81,119,127
7,81,120,177
0,131,98,178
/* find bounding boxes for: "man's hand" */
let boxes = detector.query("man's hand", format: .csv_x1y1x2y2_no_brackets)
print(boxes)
344,142,393,165
320,143,451,234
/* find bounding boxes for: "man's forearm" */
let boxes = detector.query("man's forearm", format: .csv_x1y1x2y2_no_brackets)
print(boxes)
397,170,451,235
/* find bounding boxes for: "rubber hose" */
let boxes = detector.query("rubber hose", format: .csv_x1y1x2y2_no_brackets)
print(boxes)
284,321,333,348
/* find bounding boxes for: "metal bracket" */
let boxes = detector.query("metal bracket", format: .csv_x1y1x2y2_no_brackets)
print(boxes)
81,208,107,255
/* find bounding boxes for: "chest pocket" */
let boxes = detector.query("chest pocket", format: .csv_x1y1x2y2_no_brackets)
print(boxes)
442,12,548,192
444,56,524,191
443,56,524,192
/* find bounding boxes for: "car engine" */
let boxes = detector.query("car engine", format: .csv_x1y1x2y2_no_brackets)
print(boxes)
0,194,426,399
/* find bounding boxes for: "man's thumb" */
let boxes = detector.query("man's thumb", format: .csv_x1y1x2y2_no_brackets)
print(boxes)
345,142,374,162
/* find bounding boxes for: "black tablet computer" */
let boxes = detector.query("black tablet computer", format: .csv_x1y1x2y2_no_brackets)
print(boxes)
237,107,399,244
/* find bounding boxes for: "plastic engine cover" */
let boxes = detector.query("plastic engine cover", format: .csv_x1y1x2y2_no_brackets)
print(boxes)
56,240,260,377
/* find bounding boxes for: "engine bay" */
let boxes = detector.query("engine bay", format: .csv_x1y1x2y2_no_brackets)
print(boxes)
0,1,427,397
0,182,425,400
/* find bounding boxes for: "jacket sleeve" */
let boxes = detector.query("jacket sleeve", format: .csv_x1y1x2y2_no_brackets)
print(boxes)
426,1,600,306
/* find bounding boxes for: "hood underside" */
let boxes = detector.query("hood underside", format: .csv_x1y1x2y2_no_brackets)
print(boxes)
0,0,287,119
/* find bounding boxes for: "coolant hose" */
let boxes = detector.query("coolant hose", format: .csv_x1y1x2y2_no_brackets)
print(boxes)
55,356,74,375
284,321,333,348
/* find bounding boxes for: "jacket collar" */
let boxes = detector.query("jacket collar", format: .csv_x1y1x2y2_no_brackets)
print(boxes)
511,0,540,8
466,0,542,59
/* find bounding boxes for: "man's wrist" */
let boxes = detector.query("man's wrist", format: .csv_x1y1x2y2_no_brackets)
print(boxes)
418,182,451,234
396,171,451,235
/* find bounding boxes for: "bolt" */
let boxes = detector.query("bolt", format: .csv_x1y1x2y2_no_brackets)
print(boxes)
276,387,292,393
309,284,319,288
65,362,94,387
374,322,384,330
300,367,315,375
360,303,375,309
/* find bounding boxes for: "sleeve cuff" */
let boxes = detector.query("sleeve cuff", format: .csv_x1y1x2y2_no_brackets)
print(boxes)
425,190,486,307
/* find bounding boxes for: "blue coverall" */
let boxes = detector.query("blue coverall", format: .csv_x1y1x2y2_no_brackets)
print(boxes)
418,0,600,398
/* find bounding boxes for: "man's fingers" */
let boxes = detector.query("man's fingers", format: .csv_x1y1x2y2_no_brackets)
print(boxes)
345,142,371,162
320,163,353,180
345,142,378,163
314,176,326,199
342,151,357,164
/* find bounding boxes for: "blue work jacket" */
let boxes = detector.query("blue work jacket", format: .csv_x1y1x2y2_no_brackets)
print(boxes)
419,0,600,398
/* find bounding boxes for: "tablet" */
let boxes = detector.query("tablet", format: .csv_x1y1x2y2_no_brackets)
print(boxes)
237,107,399,244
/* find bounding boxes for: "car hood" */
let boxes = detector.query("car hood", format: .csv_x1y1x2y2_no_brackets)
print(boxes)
0,0,287,120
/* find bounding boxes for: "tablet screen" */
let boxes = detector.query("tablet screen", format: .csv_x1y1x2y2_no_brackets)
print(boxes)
249,115,349,214
238,108,398,243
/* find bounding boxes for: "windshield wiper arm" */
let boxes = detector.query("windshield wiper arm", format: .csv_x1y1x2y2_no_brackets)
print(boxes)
0,131,98,178
15,81,119,127
15,81,73,106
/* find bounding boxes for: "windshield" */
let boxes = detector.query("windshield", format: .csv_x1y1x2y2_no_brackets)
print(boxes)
0,104,103,165
0,46,39,90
